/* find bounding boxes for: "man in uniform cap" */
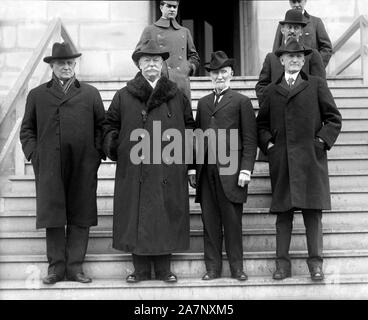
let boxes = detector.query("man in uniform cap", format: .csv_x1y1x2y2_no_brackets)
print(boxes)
257,38,341,281
20,42,105,284
135,0,200,101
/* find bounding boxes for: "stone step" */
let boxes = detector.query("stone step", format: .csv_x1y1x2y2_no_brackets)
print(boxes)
23,156,368,176
1,274,368,300
1,250,368,280
2,189,367,211
1,209,367,233
1,226,367,255
9,171,368,194
102,97,368,110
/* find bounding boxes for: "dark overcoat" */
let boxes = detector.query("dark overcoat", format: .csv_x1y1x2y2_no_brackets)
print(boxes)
20,79,105,229
135,17,200,100
272,10,333,67
257,72,342,212
194,89,258,204
255,49,326,106
103,72,195,255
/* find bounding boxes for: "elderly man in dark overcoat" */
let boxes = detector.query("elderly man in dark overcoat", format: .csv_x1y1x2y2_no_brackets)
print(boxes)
255,9,326,106
188,51,257,281
103,39,195,283
272,0,332,67
256,39,342,281
135,0,200,100
20,42,106,284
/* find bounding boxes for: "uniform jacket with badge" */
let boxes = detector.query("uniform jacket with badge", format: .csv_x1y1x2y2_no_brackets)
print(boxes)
255,49,326,106
194,89,258,204
136,17,200,100
20,78,106,228
272,11,332,67
103,72,195,255
257,71,342,212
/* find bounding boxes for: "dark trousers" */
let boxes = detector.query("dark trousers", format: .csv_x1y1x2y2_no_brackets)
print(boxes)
200,164,243,275
132,254,171,279
275,209,323,271
46,225,90,277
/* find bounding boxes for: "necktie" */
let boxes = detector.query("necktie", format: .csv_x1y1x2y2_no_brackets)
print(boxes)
214,90,227,108
287,77,295,88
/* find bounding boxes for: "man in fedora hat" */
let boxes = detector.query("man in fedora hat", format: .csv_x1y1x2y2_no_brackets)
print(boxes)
188,51,257,281
255,9,326,106
273,0,332,67
256,38,341,281
20,42,106,284
135,0,200,101
103,38,195,283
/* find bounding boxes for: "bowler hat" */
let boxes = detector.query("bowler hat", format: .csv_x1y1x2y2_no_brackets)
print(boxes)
279,9,307,26
132,39,170,64
204,51,235,71
275,38,312,57
43,42,81,63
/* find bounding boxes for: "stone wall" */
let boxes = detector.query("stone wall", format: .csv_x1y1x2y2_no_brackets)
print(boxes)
0,0,153,96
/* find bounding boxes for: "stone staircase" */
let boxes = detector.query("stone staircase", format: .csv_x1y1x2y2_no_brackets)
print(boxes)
1,76,368,299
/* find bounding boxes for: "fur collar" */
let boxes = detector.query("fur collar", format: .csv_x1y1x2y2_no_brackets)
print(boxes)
126,72,178,112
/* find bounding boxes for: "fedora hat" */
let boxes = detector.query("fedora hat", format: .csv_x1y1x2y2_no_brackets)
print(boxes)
279,9,307,27
204,51,235,72
132,39,170,64
275,37,312,57
43,42,81,63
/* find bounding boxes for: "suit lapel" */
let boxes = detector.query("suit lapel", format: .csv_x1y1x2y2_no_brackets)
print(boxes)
212,90,232,115
204,92,215,112
288,78,309,101
47,80,64,101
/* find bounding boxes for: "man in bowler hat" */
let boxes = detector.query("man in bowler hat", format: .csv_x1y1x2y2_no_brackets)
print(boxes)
256,9,326,106
20,42,105,284
273,0,332,67
189,51,257,281
256,38,341,281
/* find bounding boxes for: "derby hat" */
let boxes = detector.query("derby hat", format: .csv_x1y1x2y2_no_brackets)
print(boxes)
43,42,81,63
279,9,307,26
275,37,312,57
204,51,235,72
132,39,170,64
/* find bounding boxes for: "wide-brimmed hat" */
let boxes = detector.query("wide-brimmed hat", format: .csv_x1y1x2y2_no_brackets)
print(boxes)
43,42,81,63
204,51,235,72
132,39,170,64
275,38,312,57
279,9,307,27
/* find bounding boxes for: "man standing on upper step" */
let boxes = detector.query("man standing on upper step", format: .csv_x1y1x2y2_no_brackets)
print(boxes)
188,51,258,281
272,0,332,67
135,0,200,101
255,9,326,106
256,38,342,281
20,42,106,285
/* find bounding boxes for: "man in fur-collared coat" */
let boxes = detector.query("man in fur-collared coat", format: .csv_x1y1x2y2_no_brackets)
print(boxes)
103,39,195,283
135,0,200,100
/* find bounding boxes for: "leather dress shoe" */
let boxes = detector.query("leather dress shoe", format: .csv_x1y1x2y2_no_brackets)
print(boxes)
310,267,324,281
163,272,178,283
202,271,220,280
42,273,64,285
272,268,291,280
231,270,248,281
126,273,151,283
67,272,92,283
